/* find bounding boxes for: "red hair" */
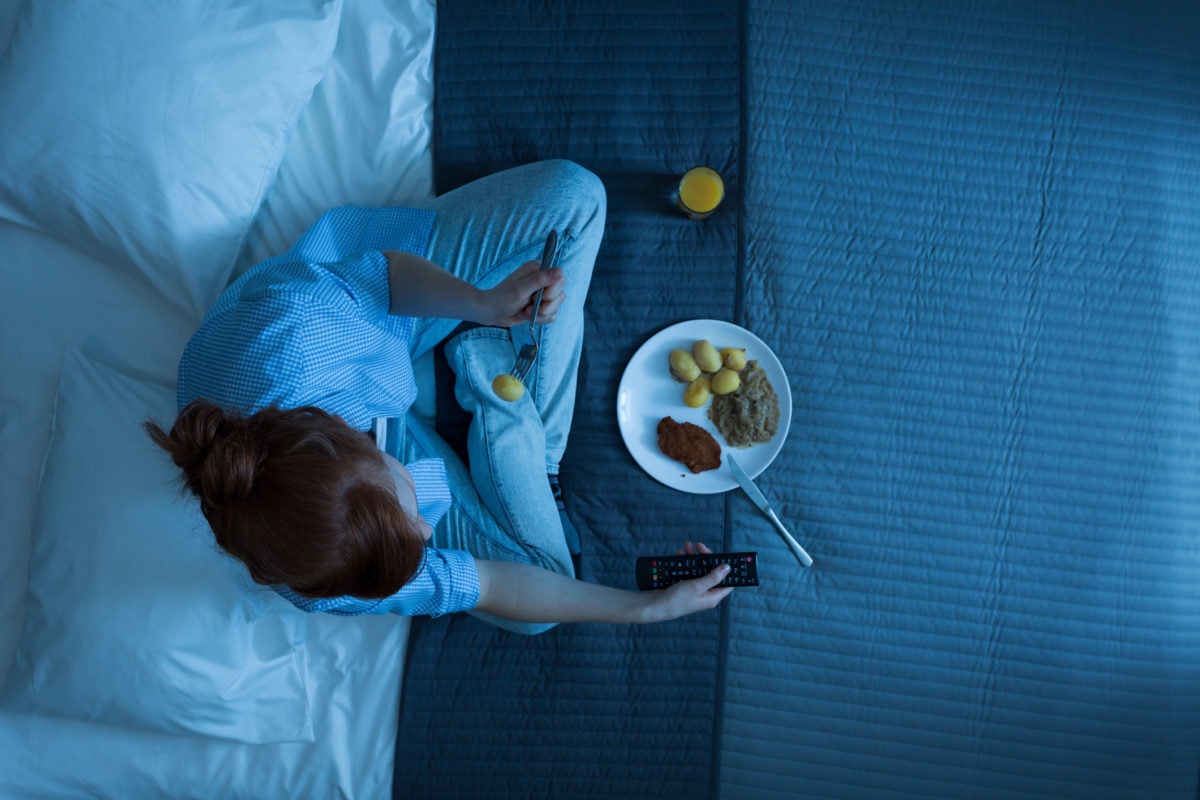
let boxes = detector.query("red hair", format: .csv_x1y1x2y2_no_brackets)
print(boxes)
145,400,426,599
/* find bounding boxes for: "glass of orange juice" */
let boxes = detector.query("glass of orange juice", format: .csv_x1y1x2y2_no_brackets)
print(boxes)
676,166,725,219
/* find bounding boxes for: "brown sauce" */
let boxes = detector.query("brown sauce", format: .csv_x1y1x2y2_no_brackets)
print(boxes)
709,360,780,448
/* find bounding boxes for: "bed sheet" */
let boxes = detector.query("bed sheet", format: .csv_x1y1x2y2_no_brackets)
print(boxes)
0,0,436,796
0,603,404,799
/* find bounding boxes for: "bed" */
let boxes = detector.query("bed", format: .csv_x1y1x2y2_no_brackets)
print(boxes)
398,1,1200,798
0,1,435,796
3,1,1200,799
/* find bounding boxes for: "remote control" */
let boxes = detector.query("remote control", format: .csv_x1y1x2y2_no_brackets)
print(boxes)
635,552,759,591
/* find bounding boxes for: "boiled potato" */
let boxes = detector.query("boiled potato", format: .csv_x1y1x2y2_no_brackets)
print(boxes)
683,375,711,408
668,348,701,382
721,346,747,371
692,339,722,373
491,373,526,402
710,367,741,395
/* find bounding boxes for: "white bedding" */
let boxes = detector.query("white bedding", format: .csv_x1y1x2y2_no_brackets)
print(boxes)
0,0,435,795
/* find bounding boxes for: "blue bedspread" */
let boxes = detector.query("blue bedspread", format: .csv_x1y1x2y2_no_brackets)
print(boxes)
397,1,1200,797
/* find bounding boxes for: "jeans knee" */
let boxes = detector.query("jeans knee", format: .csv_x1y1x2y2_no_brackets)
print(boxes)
557,160,605,211
538,159,606,234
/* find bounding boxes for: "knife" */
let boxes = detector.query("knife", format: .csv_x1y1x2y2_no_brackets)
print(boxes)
727,454,814,568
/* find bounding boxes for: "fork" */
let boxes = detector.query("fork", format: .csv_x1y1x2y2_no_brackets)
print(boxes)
510,230,559,384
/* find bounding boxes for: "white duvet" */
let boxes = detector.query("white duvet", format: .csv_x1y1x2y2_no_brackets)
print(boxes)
0,0,435,796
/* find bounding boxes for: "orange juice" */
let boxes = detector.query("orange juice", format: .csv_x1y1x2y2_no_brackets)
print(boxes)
677,167,725,219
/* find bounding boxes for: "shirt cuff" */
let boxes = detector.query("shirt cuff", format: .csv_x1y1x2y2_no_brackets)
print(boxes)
420,547,481,616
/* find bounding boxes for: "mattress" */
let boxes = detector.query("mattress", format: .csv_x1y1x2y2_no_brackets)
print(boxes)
395,0,1200,797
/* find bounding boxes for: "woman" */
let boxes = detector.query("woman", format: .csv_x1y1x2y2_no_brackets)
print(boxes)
147,160,732,634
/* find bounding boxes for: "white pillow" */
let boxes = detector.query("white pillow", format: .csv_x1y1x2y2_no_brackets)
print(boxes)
234,0,436,274
0,348,314,744
0,0,343,318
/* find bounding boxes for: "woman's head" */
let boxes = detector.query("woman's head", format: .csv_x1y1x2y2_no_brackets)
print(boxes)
145,400,426,599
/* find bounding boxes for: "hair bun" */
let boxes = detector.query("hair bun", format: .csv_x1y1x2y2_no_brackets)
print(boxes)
152,400,268,509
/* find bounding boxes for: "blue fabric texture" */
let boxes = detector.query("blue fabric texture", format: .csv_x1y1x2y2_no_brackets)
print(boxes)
395,2,741,797
177,204,481,619
722,3,1200,796
397,1,1200,798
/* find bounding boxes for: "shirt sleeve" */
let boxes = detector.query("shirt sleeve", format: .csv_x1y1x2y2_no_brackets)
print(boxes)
372,547,481,617
285,206,435,264
273,547,481,618
407,457,452,528
177,254,419,430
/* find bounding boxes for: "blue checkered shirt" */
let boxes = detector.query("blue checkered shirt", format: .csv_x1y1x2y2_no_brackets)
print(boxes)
178,206,481,618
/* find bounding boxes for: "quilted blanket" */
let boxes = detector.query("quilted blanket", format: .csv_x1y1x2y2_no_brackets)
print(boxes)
395,1,1200,797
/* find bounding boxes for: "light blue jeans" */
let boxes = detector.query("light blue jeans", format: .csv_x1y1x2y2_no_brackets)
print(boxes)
386,160,606,634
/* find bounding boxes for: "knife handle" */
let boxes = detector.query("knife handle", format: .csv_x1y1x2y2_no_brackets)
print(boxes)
766,508,814,568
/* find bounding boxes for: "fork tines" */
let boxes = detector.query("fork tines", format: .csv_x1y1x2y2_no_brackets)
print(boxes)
511,337,537,383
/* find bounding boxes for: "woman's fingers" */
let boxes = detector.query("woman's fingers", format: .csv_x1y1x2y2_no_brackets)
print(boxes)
651,558,735,621
532,282,564,323
702,563,731,589
515,263,565,324
687,567,734,610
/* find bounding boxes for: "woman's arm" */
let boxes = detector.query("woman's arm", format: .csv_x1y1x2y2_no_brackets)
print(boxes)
385,250,564,327
473,558,734,625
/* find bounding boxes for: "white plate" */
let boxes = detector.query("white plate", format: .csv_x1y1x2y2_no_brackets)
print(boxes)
616,319,792,494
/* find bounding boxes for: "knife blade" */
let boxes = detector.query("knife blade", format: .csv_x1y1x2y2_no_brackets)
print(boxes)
727,454,814,568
